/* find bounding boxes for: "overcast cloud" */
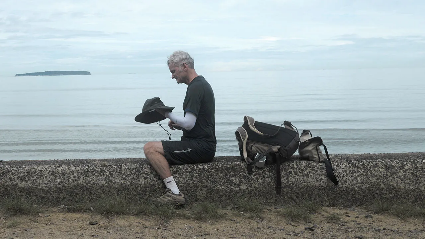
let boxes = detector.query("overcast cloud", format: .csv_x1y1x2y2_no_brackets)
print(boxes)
1,0,424,75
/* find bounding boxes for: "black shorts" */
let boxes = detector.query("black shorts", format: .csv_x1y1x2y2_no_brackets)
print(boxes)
162,139,216,165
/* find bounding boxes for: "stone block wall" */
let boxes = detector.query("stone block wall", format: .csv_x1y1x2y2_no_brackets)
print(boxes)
1,153,424,207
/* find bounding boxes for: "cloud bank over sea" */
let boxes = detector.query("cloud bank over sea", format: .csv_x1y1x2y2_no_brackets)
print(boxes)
1,0,424,76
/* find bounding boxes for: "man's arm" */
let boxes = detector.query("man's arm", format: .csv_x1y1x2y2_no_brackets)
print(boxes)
165,111,196,130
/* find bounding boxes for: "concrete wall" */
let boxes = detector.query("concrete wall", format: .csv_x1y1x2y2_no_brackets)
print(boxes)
0,153,424,206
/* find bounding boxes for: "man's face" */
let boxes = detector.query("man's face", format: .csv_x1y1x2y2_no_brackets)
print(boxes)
169,63,187,84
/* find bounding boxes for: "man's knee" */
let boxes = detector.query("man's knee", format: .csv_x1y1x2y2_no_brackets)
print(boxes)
144,141,164,158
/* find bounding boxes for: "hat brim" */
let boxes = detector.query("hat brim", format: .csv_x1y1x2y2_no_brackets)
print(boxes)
135,106,174,124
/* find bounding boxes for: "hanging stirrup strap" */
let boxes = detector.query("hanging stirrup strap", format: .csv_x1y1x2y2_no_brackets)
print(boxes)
318,143,339,186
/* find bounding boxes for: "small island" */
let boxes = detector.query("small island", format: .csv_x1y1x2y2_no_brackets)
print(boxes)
15,71,91,76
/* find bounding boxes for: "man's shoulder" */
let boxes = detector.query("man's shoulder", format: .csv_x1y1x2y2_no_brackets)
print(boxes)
192,75,206,84
189,75,210,89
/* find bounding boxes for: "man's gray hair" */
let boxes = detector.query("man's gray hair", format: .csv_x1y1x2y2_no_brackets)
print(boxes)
167,51,194,69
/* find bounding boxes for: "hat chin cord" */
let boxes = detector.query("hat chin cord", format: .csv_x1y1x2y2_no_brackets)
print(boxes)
157,122,172,140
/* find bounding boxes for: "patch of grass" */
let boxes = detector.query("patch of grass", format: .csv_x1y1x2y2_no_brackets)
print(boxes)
60,203,93,213
279,206,312,222
300,201,322,214
367,200,392,214
6,220,20,228
58,197,185,220
0,198,41,216
136,203,177,219
61,197,138,215
390,204,425,220
221,198,265,220
190,202,224,221
366,201,425,220
325,213,341,223
277,201,322,223
93,197,130,215
234,199,263,215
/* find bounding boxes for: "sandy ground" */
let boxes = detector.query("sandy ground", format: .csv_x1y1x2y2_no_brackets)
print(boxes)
1,206,424,239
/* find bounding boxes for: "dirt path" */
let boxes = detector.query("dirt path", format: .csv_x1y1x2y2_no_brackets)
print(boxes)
1,207,424,238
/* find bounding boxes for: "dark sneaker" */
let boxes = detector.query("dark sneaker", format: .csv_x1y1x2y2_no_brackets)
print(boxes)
155,189,185,206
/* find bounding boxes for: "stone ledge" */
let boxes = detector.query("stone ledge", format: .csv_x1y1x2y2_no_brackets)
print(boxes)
1,153,424,206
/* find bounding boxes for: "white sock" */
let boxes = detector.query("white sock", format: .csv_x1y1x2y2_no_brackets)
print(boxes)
163,176,180,194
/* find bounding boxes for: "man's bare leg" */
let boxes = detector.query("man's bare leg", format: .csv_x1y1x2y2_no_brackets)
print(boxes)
144,141,182,200
144,141,171,179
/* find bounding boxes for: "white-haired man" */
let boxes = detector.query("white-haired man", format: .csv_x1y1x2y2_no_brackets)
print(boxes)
143,51,216,205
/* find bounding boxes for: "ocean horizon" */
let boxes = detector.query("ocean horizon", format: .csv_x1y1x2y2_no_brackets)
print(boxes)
1,68,424,161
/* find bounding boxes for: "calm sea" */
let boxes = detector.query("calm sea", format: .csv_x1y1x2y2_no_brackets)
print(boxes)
1,68,424,161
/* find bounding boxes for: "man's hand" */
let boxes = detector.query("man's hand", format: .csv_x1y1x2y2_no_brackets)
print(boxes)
168,120,183,130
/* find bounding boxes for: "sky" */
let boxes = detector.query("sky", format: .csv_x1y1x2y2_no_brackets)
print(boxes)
1,0,424,76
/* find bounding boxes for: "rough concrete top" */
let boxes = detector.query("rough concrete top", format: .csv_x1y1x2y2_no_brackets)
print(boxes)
1,153,424,207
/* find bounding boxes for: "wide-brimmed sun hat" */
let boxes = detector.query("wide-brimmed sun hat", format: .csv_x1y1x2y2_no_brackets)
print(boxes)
135,97,174,124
